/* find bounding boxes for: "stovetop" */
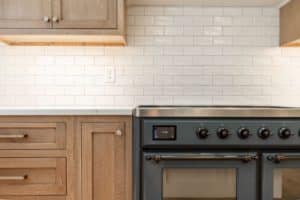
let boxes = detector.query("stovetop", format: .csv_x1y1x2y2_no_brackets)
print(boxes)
135,105,300,148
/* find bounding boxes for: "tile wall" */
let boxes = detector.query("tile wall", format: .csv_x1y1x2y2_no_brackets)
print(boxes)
1,6,300,107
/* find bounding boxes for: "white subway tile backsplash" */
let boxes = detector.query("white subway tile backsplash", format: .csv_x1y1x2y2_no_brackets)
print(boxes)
214,16,233,26
202,8,223,16
164,26,184,36
135,16,154,25
164,7,184,16
242,8,262,16
0,6,299,107
223,8,242,16
145,26,164,36
128,7,145,16
154,16,174,25
36,56,55,65
145,7,164,16
203,26,223,36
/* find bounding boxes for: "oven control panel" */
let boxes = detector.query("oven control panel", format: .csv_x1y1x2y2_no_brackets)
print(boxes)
142,119,300,147
153,126,176,140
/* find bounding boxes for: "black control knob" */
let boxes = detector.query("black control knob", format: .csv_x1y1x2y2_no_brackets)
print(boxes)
278,128,292,139
258,128,271,139
217,128,230,139
238,128,251,139
196,128,209,139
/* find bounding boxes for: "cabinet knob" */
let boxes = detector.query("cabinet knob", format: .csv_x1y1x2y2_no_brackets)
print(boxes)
43,16,50,23
115,129,123,136
52,16,59,23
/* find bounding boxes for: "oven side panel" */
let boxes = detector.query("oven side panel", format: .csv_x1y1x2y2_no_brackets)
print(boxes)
133,117,141,200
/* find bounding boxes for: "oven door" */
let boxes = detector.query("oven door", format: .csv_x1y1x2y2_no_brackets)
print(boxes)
262,153,300,200
143,152,257,200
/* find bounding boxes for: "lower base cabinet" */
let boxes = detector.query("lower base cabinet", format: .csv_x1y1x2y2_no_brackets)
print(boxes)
79,117,132,200
0,116,132,200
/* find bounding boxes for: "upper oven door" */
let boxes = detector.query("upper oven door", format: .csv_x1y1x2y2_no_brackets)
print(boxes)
143,152,257,200
262,153,300,200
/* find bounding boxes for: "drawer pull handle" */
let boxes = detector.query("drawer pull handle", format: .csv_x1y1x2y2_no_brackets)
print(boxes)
0,175,27,181
0,134,28,139
43,16,50,23
52,16,59,23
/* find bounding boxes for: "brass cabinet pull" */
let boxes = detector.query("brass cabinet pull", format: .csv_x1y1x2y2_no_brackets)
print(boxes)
43,16,50,23
52,16,59,23
0,134,28,139
0,175,27,181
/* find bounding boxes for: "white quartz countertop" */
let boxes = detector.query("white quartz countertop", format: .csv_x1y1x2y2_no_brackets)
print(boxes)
0,107,133,116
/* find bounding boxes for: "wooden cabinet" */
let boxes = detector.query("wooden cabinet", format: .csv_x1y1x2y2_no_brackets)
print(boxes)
79,117,132,200
0,121,66,150
128,0,284,6
0,116,132,200
52,0,117,29
0,116,72,200
0,0,125,45
0,0,51,29
0,158,66,196
280,0,300,46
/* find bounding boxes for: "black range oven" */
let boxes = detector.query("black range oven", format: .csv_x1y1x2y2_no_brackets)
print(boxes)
133,106,300,200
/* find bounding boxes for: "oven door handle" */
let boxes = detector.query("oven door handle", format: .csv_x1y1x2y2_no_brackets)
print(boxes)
145,154,258,163
267,154,300,163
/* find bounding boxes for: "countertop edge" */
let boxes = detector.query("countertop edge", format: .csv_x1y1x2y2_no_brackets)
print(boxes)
0,108,133,116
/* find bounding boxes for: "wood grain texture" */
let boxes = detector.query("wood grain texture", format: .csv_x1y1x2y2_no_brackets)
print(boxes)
78,116,132,200
0,116,132,200
0,0,126,46
0,157,66,196
280,0,300,46
0,196,66,200
0,116,73,200
0,0,52,29
52,0,117,29
127,0,284,6
0,35,126,46
0,121,66,149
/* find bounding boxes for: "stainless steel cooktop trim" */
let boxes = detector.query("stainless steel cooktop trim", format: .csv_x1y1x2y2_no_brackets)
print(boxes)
134,106,300,117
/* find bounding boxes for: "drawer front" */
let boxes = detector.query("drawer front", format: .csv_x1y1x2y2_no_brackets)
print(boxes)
0,122,66,149
0,196,66,200
0,158,66,196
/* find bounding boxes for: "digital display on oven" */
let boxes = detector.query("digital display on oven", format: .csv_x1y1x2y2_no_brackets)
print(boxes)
153,125,176,140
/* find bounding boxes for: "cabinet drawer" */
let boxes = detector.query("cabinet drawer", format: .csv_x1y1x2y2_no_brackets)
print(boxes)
0,158,66,196
0,196,66,200
0,122,66,149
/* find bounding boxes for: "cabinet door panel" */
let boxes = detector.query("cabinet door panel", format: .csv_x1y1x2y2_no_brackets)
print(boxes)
82,122,125,200
0,0,51,29
52,0,117,29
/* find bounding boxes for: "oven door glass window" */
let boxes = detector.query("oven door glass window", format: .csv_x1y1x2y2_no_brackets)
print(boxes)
143,153,257,200
163,168,237,200
273,168,300,200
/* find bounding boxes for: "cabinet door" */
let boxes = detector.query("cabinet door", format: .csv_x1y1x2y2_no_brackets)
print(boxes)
52,0,117,29
0,0,52,29
81,121,128,200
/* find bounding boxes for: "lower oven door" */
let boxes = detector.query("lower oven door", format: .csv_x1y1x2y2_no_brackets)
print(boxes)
143,152,257,200
262,153,300,200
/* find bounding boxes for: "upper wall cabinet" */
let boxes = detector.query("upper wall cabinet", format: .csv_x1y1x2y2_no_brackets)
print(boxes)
280,0,300,47
51,0,117,29
0,0,125,46
127,0,285,6
0,0,52,29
